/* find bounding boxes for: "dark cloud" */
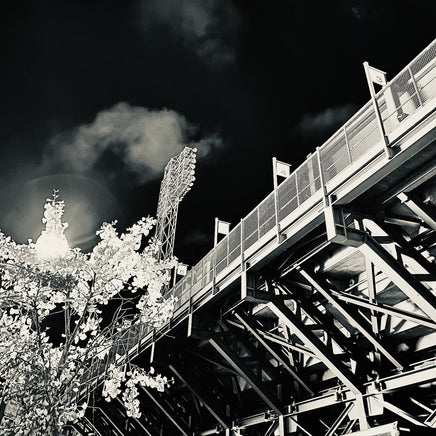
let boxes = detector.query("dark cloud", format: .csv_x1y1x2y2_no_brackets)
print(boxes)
137,0,239,68
182,229,210,246
294,104,359,140
0,0,434,266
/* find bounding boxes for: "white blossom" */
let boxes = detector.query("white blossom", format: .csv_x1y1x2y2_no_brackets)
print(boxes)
0,194,175,435
103,364,170,418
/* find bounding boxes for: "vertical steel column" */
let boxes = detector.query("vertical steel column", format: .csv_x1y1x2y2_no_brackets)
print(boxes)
240,218,245,271
295,169,300,207
278,415,285,436
212,230,218,294
366,259,380,336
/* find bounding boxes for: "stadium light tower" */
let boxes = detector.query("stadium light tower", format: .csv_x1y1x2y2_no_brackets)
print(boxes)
155,147,197,261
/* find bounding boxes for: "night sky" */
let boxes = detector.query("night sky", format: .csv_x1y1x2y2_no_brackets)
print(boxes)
0,1,434,266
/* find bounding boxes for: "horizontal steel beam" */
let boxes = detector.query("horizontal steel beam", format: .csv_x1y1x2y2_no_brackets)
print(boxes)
381,363,436,392
331,289,436,329
380,157,436,206
292,362,436,415
257,329,316,357
346,422,399,435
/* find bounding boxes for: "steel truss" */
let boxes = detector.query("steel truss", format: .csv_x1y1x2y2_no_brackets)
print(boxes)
85,184,436,435
155,147,197,261
81,46,436,434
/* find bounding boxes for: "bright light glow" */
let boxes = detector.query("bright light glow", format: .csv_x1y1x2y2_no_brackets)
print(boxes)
35,231,69,260
35,189,70,260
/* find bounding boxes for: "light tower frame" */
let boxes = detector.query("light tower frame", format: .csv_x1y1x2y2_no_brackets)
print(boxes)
155,147,197,261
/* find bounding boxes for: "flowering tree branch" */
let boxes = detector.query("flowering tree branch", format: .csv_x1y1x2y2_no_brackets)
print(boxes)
0,193,176,435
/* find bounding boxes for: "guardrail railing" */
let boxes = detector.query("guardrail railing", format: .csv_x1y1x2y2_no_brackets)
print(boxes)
168,38,436,314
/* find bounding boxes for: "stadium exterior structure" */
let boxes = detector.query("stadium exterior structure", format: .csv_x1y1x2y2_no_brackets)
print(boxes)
74,40,436,435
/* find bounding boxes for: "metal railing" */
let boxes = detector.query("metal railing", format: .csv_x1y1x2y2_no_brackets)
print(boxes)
81,39,436,392
167,39,436,314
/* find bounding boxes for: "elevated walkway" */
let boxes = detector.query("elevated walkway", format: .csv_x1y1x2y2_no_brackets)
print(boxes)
84,40,436,436
152,38,436,344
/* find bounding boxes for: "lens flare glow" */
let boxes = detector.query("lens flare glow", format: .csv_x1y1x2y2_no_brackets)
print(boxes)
35,190,70,260
35,231,69,260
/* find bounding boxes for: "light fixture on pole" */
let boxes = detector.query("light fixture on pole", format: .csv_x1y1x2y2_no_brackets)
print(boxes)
155,147,197,261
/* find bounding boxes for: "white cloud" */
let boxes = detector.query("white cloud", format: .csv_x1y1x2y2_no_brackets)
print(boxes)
44,102,222,183
155,0,211,38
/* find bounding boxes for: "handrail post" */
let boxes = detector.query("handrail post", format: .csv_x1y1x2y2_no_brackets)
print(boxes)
316,147,328,208
408,66,423,107
343,125,352,164
240,218,245,272
295,169,300,207
212,245,217,295
225,233,229,270
272,157,282,243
